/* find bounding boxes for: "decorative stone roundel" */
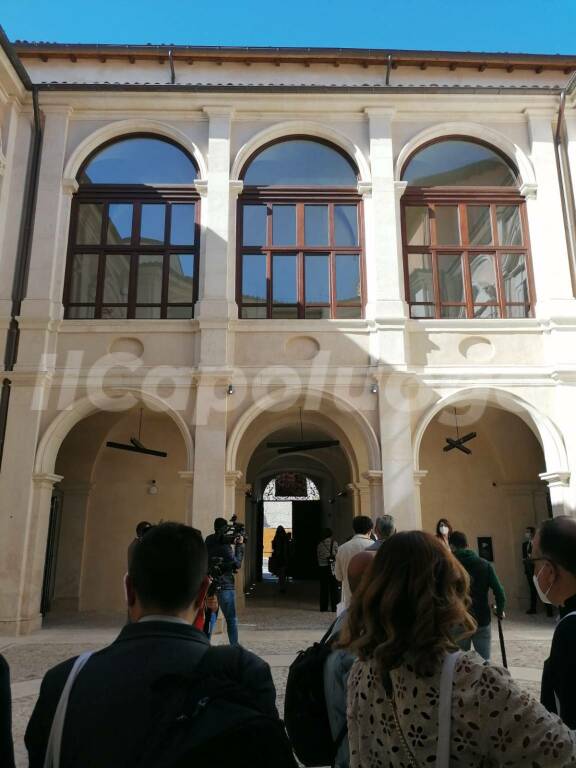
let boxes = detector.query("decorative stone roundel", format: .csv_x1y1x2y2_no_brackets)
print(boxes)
458,336,494,363
109,337,145,358
284,336,320,361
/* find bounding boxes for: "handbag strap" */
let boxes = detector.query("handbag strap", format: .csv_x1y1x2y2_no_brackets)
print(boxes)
43,651,94,768
436,651,462,767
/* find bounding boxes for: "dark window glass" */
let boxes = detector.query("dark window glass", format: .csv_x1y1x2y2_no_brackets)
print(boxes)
135,307,161,319
305,254,330,303
304,206,329,246
80,137,197,185
140,204,166,245
272,206,296,245
468,206,493,245
305,307,331,319
273,255,297,304
242,254,267,304
168,254,194,304
243,205,267,246
170,204,195,245
107,204,133,244
101,306,128,319
334,205,358,246
440,306,466,318
336,254,360,304
435,206,460,245
137,254,163,304
335,306,362,318
241,306,267,319
103,254,131,303
76,204,103,244
69,254,98,303
403,140,517,186
67,306,96,319
243,139,357,186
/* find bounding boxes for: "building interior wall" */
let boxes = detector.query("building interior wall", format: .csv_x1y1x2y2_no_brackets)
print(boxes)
419,405,548,608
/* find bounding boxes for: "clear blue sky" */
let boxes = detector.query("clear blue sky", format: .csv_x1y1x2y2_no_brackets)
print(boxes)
2,0,576,54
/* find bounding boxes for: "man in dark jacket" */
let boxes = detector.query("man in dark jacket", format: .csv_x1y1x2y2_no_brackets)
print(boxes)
532,516,576,728
25,522,276,768
0,653,15,768
205,517,245,645
450,530,506,661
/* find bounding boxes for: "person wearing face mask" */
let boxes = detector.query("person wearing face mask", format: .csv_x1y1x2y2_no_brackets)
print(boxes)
532,515,576,728
435,518,452,549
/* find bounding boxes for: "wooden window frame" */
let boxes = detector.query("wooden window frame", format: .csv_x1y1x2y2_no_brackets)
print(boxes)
402,187,535,319
64,185,201,320
237,188,365,320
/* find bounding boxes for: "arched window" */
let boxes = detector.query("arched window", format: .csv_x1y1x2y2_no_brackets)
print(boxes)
401,138,533,319
64,135,200,319
238,138,364,319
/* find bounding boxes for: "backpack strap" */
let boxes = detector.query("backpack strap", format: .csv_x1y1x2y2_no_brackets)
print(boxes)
43,651,94,768
436,651,461,768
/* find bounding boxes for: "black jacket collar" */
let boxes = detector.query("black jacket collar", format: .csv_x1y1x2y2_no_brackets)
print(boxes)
113,620,210,646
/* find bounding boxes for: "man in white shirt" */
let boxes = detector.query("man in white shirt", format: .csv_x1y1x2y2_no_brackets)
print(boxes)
334,515,374,609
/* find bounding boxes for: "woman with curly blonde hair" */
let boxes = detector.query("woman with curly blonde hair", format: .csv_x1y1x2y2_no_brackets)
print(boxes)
341,531,576,767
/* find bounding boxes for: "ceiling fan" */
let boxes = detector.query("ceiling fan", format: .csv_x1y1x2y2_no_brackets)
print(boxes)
267,408,340,455
443,408,477,455
107,409,168,458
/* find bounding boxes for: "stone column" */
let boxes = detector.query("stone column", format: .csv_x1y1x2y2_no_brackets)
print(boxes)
412,470,429,529
53,482,93,612
363,469,384,517
0,373,56,634
539,471,571,515
177,471,195,526
524,109,576,319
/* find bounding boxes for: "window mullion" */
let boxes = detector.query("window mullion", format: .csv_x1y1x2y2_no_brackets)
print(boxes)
431,250,442,319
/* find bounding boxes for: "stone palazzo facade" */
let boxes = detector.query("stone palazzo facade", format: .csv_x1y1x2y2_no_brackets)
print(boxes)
1,32,576,633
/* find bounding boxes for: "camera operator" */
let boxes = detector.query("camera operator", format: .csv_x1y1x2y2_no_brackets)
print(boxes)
205,517,245,645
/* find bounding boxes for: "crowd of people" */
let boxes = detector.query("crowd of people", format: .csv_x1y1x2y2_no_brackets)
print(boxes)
1,513,576,767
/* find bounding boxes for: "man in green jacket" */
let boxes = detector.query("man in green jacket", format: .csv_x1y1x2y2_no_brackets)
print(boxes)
450,531,506,661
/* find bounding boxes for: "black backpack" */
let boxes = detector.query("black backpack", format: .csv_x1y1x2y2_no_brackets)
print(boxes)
136,646,298,768
284,621,347,767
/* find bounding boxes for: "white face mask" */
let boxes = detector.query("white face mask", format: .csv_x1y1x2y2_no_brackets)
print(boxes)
439,526,449,536
533,566,553,605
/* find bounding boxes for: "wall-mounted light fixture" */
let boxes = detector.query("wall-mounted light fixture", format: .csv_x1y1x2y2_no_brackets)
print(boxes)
227,384,235,395
147,480,158,495
370,383,378,394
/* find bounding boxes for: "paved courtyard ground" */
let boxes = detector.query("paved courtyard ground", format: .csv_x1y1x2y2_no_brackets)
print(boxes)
1,582,557,768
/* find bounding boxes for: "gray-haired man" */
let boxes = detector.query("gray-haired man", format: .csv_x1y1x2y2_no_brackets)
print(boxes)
368,515,396,551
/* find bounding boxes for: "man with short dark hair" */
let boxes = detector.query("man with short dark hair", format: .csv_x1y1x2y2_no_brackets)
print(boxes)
450,530,506,661
334,516,374,609
533,516,576,727
205,517,244,645
523,525,539,614
25,522,276,767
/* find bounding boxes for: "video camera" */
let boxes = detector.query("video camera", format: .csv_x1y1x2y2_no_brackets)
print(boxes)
217,515,247,546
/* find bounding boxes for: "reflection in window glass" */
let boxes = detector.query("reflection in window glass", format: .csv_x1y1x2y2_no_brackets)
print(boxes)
305,307,331,319
405,207,429,246
410,304,435,318
243,205,267,246
272,206,296,245
408,253,434,303
101,306,128,319
272,306,299,319
438,254,464,303
107,204,133,244
273,255,297,304
140,205,165,245
70,254,98,303
170,204,195,245
336,254,360,304
440,306,466,318
76,204,103,244
80,138,197,185
403,140,517,186
501,253,528,303
67,306,96,319
103,254,130,303
468,206,492,245
469,254,497,303
335,306,362,318
167,306,193,319
135,307,162,319
474,305,500,318
304,206,329,246
334,205,358,246
242,254,267,304
497,205,522,246
435,207,460,245
507,304,529,318
305,254,330,303
243,139,357,186
137,255,163,303
168,254,194,303
241,306,267,319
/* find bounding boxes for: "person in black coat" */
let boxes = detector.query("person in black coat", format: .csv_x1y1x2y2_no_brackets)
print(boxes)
0,653,15,768
25,522,277,768
532,516,576,728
